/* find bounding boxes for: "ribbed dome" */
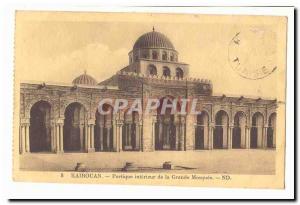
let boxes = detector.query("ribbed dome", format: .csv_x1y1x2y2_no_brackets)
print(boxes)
72,71,97,86
133,31,175,50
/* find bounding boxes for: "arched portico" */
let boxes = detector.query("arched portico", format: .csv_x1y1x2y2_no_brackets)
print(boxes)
94,104,114,151
29,100,52,152
250,112,264,149
155,96,182,150
214,110,229,149
122,111,140,151
195,111,209,150
63,102,87,152
232,111,247,149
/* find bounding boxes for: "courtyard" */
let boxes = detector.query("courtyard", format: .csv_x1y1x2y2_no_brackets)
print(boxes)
19,149,275,175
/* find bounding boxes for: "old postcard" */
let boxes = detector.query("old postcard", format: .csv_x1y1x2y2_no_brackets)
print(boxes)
13,11,287,188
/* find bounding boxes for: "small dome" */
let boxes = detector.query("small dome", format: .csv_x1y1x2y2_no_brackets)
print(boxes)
72,71,97,86
133,30,175,50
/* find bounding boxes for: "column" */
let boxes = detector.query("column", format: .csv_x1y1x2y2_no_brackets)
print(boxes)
185,114,195,151
87,119,95,152
245,126,251,149
263,125,268,149
79,124,84,151
177,115,185,151
59,123,64,152
51,121,56,152
228,125,234,149
25,123,30,152
112,117,118,152
142,113,155,152
138,121,143,151
20,124,25,153
116,119,124,152
20,119,30,154
208,123,214,150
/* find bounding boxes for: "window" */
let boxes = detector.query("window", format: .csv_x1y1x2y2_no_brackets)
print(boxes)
162,51,167,61
176,67,183,78
163,67,171,77
148,65,157,76
152,51,158,60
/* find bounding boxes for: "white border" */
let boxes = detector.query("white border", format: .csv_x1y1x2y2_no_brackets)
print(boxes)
0,1,295,200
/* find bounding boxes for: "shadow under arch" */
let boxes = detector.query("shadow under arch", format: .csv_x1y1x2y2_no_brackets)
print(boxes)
29,100,52,152
214,110,229,149
63,102,87,152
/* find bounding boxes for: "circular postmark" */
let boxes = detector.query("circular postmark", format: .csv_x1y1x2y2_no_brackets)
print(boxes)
228,28,277,80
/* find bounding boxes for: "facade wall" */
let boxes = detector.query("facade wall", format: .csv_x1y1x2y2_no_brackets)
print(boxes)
19,77,277,154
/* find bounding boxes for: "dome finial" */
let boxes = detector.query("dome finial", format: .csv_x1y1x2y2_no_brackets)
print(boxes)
152,26,155,32
84,69,87,75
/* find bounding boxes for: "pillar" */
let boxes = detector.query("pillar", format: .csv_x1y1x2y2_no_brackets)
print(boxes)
176,115,185,151
208,123,214,149
116,119,124,152
79,124,84,151
228,125,234,149
245,126,251,149
51,121,56,152
263,125,268,149
185,114,195,150
142,113,155,151
20,118,30,154
55,118,64,153
112,117,118,152
87,119,95,152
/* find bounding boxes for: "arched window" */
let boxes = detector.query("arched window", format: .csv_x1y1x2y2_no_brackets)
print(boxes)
163,66,171,77
162,51,168,61
142,50,149,59
176,67,184,78
152,50,158,60
170,53,174,61
148,64,157,76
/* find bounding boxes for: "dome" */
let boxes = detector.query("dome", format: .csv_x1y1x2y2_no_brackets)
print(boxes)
133,30,175,50
72,71,97,86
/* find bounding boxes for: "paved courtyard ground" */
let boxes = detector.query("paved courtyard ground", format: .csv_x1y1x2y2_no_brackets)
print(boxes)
19,149,275,174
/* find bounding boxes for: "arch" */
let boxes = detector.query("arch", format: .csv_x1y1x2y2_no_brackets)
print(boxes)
214,110,229,149
267,113,276,148
29,100,52,152
94,103,114,151
63,102,87,152
250,112,264,148
176,67,184,79
152,50,158,60
195,111,209,150
162,51,168,61
162,66,171,77
232,111,247,149
122,110,140,151
147,64,157,76
155,96,179,150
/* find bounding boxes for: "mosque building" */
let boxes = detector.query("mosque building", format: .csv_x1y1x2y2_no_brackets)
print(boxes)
19,28,277,155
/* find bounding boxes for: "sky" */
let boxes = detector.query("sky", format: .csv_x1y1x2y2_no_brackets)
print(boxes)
15,12,287,99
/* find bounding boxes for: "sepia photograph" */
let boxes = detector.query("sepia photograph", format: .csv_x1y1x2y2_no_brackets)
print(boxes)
13,10,287,188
